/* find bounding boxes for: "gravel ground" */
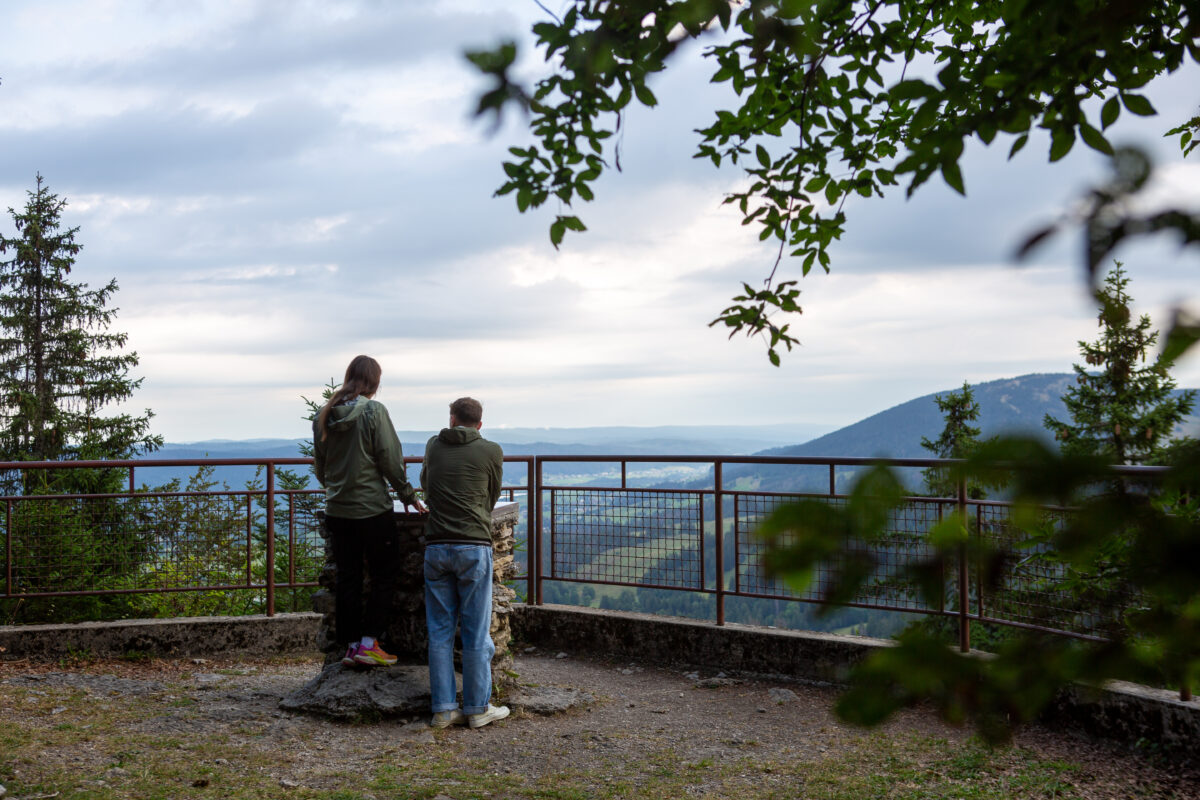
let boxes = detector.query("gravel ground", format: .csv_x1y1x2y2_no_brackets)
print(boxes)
2,650,1197,799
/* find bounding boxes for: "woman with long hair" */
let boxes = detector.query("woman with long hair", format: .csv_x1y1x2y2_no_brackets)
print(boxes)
313,354,426,667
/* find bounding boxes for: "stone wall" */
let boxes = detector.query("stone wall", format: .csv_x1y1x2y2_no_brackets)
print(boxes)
0,614,320,660
311,501,519,684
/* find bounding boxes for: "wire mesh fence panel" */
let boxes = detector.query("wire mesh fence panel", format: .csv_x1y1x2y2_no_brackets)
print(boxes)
287,492,327,585
549,488,704,590
5,493,253,595
734,493,840,601
974,504,1141,638
734,493,947,612
862,499,947,611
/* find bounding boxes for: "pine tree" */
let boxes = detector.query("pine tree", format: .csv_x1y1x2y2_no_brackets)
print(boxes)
1044,261,1195,466
0,174,161,492
920,382,988,499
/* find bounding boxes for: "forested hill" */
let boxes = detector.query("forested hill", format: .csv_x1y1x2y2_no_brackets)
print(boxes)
762,373,1074,460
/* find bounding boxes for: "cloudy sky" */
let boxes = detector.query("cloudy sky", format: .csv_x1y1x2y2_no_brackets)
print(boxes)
2,1,1198,444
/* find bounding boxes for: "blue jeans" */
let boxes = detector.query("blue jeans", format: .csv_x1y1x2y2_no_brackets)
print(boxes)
424,544,495,715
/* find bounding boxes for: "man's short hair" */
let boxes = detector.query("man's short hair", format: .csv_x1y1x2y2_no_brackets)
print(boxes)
450,397,483,426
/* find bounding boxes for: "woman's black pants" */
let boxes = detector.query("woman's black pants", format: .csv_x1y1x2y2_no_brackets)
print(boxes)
324,511,398,646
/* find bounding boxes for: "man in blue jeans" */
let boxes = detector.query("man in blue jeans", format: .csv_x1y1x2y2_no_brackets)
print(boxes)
420,397,508,729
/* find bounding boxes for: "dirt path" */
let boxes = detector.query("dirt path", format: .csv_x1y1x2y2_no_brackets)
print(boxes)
1,651,1196,799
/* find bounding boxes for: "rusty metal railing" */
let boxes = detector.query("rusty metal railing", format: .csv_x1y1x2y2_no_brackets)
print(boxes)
0,456,535,622
0,452,1181,697
526,455,1171,656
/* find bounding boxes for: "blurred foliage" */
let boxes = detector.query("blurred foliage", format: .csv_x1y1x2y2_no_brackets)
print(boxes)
757,437,1200,742
470,0,1200,363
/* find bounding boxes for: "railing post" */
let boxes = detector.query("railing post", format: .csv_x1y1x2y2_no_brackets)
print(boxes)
5,499,11,599
265,462,276,617
245,495,253,587
715,460,725,626
526,458,536,605
957,473,970,653
535,458,544,606
287,493,296,589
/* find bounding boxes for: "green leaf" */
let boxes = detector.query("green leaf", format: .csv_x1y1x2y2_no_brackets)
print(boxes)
804,175,828,192
1078,122,1113,156
1049,128,1075,162
634,83,657,107
1100,96,1120,129
561,215,587,232
1014,223,1059,261
756,144,771,169
549,219,566,248
1008,134,1029,159
1161,318,1200,364
981,72,1016,89
928,515,968,548
778,0,807,19
824,181,840,206
889,79,933,100
1121,94,1156,117
940,161,965,195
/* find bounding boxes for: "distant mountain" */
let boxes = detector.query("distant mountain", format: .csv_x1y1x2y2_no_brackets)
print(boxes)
709,373,1198,493
762,373,1073,460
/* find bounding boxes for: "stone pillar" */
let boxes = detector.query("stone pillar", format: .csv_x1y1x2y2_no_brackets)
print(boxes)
312,501,519,688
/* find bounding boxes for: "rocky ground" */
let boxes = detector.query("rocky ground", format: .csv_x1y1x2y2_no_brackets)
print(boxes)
1,649,1197,799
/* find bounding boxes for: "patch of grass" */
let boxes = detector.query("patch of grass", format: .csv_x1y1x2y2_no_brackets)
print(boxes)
756,734,1095,800
58,646,94,667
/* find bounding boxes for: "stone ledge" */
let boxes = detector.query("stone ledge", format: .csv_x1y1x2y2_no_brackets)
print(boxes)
510,603,1200,753
0,613,321,660
510,603,889,682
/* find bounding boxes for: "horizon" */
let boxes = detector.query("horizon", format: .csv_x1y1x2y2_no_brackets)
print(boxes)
156,370,1200,447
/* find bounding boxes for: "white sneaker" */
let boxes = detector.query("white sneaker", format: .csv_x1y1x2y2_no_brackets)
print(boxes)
429,709,466,729
467,704,510,729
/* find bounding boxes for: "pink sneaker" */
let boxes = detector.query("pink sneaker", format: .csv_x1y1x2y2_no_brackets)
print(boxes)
341,644,361,667
353,641,398,667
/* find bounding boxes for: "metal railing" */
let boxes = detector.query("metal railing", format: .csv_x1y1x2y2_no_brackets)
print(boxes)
0,454,1171,673
525,455,1168,651
0,456,537,621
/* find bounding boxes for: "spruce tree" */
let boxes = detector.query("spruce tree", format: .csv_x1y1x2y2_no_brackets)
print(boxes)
0,174,161,491
1044,261,1195,466
920,382,988,499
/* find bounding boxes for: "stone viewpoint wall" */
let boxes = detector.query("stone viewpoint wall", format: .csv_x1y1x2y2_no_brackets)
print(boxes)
310,501,519,684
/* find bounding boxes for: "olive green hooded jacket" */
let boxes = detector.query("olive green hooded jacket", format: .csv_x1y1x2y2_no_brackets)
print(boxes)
420,426,503,546
313,397,418,519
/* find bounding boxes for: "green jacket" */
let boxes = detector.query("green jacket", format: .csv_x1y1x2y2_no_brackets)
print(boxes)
420,427,503,546
313,397,418,519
